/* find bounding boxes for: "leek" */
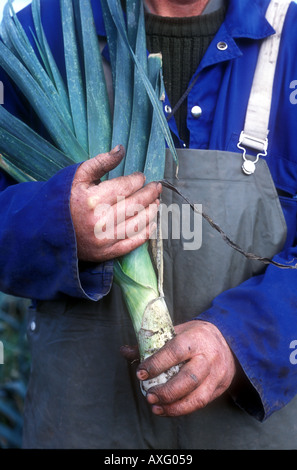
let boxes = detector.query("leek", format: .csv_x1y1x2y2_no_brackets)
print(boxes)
0,0,179,394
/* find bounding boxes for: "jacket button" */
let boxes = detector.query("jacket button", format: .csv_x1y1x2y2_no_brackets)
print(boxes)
30,320,36,331
164,105,172,114
217,41,228,51
191,105,202,118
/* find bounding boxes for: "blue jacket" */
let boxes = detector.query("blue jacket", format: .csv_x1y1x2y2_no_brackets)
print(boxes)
1,0,297,421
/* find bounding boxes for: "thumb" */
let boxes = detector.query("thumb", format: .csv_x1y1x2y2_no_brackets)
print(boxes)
77,145,125,184
120,344,139,363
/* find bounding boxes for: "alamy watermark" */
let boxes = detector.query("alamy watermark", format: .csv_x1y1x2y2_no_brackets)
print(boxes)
289,80,297,104
93,199,203,251
289,340,297,365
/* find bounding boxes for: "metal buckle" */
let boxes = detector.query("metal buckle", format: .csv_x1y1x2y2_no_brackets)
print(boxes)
237,131,268,175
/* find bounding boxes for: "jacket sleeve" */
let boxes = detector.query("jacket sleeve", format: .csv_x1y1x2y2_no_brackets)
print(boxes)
198,242,297,421
0,166,113,301
0,0,113,302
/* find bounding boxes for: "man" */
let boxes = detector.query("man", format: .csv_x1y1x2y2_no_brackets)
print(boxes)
1,0,297,449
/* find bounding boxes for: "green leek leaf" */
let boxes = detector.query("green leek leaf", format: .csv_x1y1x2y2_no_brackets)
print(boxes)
0,155,36,183
78,0,112,157
99,0,118,89
60,0,88,152
0,105,73,168
144,54,166,183
2,1,73,131
106,0,179,174
0,127,70,180
31,0,72,118
0,41,87,162
124,0,150,175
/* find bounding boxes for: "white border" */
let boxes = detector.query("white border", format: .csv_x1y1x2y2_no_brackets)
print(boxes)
0,0,32,22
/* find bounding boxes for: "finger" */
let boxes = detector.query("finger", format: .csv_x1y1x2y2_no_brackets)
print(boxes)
115,201,159,240
120,344,139,362
146,356,209,405
87,172,147,209
124,181,162,212
76,145,126,184
136,335,193,381
113,182,162,221
93,198,159,243
95,221,157,261
151,376,218,417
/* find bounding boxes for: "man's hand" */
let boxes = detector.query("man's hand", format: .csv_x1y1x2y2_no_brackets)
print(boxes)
70,145,162,262
134,320,236,417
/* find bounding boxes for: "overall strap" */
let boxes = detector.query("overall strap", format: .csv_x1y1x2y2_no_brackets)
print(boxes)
238,0,292,175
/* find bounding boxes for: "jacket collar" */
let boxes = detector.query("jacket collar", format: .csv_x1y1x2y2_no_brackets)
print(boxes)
93,0,275,39
224,0,275,39
191,0,275,73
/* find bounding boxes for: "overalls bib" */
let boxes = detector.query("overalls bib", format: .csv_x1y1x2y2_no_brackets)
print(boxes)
22,0,297,450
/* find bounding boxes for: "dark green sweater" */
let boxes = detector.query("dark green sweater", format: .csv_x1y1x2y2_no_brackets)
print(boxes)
145,7,226,144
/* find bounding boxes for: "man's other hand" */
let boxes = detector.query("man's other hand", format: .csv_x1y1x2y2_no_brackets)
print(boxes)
136,320,237,417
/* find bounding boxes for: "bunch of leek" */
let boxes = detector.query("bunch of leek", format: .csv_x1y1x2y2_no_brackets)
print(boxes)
0,0,179,392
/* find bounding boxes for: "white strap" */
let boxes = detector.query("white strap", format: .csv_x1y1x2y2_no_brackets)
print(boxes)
239,0,291,156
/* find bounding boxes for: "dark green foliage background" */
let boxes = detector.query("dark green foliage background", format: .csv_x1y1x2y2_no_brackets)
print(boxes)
0,293,30,448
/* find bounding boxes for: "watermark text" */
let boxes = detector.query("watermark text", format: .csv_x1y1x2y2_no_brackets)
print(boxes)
93,199,203,251
289,340,297,364
289,80,297,104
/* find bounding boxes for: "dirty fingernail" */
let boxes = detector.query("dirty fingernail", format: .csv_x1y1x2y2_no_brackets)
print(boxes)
152,405,164,415
110,144,122,154
137,369,149,380
147,393,159,404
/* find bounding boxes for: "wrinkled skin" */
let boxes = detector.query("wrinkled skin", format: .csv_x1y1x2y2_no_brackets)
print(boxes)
70,145,162,262
121,320,237,417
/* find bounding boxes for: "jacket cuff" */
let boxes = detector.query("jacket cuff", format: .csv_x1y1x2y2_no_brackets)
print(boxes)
78,260,114,301
196,310,267,421
60,163,114,301
0,164,114,301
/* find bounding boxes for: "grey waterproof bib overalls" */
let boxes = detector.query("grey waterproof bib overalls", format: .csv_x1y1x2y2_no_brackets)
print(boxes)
22,0,297,449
